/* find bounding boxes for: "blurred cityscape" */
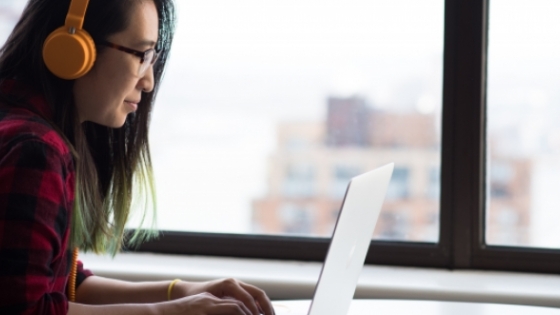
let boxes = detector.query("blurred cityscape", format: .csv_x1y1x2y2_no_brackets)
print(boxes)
249,96,534,246
251,96,441,241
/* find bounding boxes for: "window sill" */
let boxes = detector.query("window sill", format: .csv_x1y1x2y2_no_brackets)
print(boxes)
81,252,560,308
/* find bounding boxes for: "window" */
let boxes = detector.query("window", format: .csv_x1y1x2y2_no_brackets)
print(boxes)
486,0,560,250
331,164,362,198
282,163,316,198
143,0,446,250
3,0,560,273
386,167,410,200
278,203,315,235
427,167,440,199
150,0,444,241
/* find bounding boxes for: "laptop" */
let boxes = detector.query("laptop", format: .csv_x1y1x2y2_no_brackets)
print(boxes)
273,163,394,315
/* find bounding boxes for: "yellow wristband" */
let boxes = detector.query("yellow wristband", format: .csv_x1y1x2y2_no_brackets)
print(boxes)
167,279,181,301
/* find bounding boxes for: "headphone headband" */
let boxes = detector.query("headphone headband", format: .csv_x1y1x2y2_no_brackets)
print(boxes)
65,0,90,30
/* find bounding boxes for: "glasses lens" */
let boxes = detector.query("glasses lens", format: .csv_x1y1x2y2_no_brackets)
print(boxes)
151,51,160,65
138,50,155,76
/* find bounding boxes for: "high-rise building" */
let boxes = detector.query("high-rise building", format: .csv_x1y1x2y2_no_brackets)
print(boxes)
252,96,441,242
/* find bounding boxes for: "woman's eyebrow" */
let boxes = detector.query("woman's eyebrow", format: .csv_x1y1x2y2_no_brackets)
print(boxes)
135,39,157,48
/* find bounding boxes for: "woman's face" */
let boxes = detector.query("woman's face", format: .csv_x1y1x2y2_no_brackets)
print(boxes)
73,0,159,128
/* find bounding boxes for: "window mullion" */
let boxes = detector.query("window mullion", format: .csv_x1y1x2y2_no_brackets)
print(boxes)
441,0,487,269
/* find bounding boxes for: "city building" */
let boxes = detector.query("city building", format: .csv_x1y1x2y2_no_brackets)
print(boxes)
251,96,533,245
251,96,441,242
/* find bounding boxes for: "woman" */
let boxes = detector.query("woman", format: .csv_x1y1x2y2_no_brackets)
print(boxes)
0,0,274,314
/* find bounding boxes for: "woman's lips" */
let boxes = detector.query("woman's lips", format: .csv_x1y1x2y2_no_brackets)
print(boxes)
125,100,139,111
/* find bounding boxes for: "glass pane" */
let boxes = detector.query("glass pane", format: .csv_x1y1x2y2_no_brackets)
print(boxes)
0,2,25,44
0,0,444,243
487,0,560,248
152,0,444,242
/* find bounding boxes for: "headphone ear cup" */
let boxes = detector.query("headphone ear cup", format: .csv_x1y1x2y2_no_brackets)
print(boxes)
43,26,96,80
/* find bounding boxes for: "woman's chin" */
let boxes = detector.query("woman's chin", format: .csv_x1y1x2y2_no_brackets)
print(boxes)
110,118,128,129
84,116,128,128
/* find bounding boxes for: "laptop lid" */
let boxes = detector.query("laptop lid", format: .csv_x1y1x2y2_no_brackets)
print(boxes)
305,162,394,315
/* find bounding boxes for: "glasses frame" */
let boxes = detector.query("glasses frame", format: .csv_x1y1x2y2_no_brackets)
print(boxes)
99,40,160,75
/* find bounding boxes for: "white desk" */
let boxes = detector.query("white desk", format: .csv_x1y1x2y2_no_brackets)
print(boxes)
272,300,560,314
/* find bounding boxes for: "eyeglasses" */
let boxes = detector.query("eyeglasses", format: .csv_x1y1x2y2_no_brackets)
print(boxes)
99,40,160,76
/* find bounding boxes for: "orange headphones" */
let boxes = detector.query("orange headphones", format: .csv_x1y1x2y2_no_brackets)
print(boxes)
42,0,95,80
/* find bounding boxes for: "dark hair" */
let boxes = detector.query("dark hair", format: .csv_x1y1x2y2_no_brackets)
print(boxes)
0,0,176,254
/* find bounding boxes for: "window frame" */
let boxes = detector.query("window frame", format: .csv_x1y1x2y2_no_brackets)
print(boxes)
130,0,560,274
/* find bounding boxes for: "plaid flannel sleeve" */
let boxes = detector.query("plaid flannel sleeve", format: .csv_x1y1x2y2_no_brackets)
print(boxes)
0,137,75,314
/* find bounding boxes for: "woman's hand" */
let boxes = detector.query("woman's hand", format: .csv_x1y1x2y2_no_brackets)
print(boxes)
172,278,275,315
161,292,258,315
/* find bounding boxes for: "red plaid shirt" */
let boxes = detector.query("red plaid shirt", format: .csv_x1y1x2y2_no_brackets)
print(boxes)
0,80,93,314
